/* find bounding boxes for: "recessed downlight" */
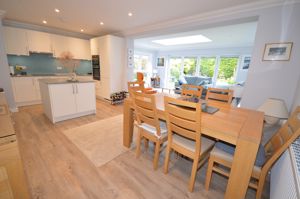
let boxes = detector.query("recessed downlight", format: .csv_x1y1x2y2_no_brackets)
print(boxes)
54,8,60,13
128,12,133,17
80,29,84,32
100,22,104,25
42,20,47,24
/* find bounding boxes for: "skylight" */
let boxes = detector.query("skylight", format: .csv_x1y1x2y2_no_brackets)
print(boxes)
152,35,212,46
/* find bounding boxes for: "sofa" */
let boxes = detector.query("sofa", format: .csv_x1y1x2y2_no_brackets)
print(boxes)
175,75,213,97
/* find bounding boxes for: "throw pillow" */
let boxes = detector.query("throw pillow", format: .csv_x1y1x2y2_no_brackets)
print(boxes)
178,76,187,85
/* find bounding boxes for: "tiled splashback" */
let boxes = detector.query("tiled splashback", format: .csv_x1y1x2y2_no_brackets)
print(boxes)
7,53,92,75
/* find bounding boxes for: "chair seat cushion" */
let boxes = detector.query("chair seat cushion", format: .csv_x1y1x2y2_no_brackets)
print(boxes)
172,134,215,154
211,145,262,174
138,121,167,137
215,141,266,167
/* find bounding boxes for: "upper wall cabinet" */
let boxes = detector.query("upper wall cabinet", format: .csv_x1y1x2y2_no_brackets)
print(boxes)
90,38,100,55
27,30,52,53
52,34,91,60
3,27,29,56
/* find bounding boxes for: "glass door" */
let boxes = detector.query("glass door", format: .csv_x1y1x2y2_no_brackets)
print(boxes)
168,57,182,88
216,57,239,87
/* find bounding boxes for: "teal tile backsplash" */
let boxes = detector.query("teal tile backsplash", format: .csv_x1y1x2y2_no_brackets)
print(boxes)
7,53,92,75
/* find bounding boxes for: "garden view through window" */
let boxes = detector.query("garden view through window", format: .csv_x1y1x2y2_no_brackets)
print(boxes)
167,56,241,88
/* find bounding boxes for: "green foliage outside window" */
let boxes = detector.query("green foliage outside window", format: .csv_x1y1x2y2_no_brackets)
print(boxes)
200,58,216,77
183,58,197,75
218,57,238,83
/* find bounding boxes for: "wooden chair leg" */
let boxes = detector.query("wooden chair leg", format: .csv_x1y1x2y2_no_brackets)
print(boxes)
144,139,149,152
153,140,161,170
256,173,267,199
189,156,200,192
205,156,214,190
164,144,172,174
136,129,142,158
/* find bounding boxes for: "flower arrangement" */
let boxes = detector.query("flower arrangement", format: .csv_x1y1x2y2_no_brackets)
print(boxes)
58,51,80,81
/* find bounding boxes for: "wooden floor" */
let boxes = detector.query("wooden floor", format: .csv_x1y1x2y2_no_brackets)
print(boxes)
13,100,270,199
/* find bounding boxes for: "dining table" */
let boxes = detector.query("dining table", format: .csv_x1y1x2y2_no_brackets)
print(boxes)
123,92,264,199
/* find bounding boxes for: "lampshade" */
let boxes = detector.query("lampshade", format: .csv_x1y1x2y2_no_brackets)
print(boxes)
258,98,289,119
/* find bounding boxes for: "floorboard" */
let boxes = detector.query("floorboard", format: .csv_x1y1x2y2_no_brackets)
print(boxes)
13,99,270,199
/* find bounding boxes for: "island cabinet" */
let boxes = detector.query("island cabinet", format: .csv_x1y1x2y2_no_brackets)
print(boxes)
39,79,96,123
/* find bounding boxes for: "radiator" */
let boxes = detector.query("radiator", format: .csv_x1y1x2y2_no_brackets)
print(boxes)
271,139,300,199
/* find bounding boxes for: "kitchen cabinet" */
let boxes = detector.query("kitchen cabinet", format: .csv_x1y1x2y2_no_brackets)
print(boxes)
3,27,29,56
27,30,52,53
49,84,77,118
40,79,96,123
11,77,38,104
52,34,91,60
90,35,125,99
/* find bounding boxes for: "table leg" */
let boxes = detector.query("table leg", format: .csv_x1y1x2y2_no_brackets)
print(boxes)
224,139,259,199
123,100,134,148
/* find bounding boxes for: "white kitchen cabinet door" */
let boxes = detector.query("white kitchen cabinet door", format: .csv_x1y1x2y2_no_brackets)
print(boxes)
75,83,96,113
12,77,37,103
70,38,91,60
3,27,29,55
90,38,99,55
49,84,77,117
51,34,69,58
27,30,52,53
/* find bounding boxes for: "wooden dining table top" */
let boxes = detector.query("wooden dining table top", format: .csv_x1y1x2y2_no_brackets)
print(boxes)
127,92,264,146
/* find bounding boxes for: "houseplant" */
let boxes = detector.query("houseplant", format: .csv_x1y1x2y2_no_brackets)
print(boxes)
58,51,80,81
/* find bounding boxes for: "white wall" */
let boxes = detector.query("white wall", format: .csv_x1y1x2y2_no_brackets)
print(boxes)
291,76,300,112
241,4,300,111
0,13,17,111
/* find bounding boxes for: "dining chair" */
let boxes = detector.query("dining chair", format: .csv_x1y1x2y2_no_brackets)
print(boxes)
205,106,300,199
181,84,203,98
133,91,168,170
164,96,215,192
128,81,156,97
205,87,233,104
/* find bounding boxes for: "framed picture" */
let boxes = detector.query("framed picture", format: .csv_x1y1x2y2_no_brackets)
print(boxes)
263,42,293,61
128,48,134,68
157,57,165,67
242,56,251,70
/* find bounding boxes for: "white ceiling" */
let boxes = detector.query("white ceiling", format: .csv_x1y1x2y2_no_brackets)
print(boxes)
0,0,263,36
134,22,258,51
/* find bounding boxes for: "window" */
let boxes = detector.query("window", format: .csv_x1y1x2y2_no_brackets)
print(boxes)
133,54,152,85
168,57,182,88
216,57,239,85
183,57,197,75
199,57,216,77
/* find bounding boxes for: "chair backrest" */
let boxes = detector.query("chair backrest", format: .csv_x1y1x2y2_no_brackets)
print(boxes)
205,87,233,104
263,106,300,170
128,81,145,96
164,96,202,146
181,84,203,98
137,72,144,82
133,92,161,136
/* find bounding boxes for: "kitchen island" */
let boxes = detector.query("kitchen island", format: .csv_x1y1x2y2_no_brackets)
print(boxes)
39,78,96,123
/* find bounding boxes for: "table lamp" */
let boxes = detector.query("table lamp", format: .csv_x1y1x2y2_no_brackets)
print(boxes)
258,98,289,125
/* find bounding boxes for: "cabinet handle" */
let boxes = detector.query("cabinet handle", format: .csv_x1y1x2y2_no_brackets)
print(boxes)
32,79,35,86
76,84,78,94
72,84,74,94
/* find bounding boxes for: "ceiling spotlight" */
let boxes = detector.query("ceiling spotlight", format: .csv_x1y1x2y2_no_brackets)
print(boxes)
54,8,60,13
80,29,84,32
128,12,133,17
42,20,47,24
100,22,104,25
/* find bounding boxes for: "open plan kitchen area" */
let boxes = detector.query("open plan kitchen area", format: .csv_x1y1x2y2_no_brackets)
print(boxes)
1,0,300,199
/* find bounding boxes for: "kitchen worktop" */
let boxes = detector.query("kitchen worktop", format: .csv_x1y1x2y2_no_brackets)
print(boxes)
39,78,94,84
11,73,92,77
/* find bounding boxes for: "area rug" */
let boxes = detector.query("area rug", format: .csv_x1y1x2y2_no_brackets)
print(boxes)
63,115,129,167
